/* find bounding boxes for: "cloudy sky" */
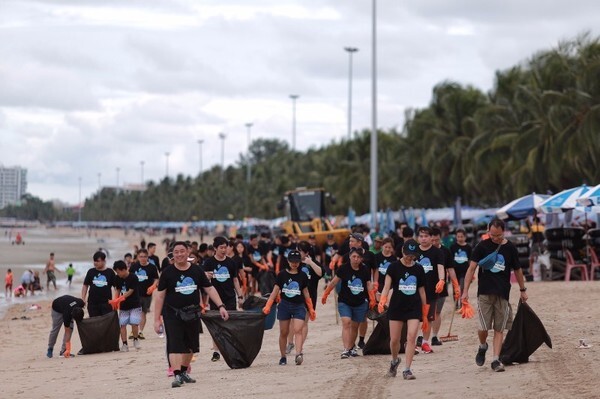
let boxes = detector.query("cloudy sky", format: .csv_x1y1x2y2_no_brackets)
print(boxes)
1,1,598,205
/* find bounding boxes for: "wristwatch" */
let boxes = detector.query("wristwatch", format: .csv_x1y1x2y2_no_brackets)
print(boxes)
520,287,527,292
218,304,226,309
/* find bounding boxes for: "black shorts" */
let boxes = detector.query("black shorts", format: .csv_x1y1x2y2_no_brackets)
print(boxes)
164,317,201,354
139,296,152,313
88,302,113,318
388,307,422,322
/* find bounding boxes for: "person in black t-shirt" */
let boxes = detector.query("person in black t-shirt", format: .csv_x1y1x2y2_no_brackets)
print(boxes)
322,247,376,359
450,228,472,308
129,248,159,340
46,295,85,358
247,234,268,294
321,234,339,281
373,238,398,297
154,241,229,389
461,219,528,373
262,250,316,366
202,236,244,362
82,251,116,317
112,260,142,352
147,242,161,272
378,239,426,379
233,240,252,296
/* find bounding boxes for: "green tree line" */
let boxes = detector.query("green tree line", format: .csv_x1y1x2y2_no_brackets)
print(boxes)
4,34,600,221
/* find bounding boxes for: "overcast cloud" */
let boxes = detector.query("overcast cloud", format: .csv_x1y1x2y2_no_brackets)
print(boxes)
0,0,598,204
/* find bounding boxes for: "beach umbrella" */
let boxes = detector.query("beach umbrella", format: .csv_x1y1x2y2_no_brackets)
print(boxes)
538,185,591,214
576,184,600,207
496,193,549,220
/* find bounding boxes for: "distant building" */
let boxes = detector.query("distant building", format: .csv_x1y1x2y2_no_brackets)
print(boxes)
0,166,27,209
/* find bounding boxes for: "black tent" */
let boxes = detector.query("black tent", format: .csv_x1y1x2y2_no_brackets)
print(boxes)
76,311,120,355
500,301,552,365
201,310,266,369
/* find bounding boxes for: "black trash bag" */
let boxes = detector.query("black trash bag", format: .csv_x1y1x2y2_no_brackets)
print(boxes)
258,271,275,295
242,295,267,310
500,301,552,365
76,311,120,355
201,310,266,369
362,310,406,356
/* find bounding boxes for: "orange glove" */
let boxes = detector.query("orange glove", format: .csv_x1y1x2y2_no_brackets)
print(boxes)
329,258,337,273
200,302,207,314
368,287,377,310
421,304,430,333
373,281,379,292
322,284,334,305
108,295,125,311
146,282,158,295
275,293,281,303
275,260,280,275
240,274,248,294
451,278,461,301
378,295,388,314
460,298,475,319
262,298,274,315
305,297,317,321
63,341,71,358
435,279,445,294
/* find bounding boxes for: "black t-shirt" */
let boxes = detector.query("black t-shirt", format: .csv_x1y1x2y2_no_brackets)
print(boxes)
129,263,159,298
148,254,161,271
387,261,425,313
52,295,85,327
114,273,140,310
299,261,322,303
248,243,267,268
157,264,212,319
83,268,116,305
336,263,371,307
471,239,521,300
375,252,398,292
275,270,309,305
202,256,238,303
416,245,444,301
450,243,472,277
322,242,339,264
161,257,172,271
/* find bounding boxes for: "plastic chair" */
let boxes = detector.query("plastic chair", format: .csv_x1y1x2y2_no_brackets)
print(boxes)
564,249,589,281
588,248,600,281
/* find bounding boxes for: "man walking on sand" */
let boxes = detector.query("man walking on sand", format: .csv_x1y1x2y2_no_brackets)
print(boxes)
461,218,528,372
45,252,59,291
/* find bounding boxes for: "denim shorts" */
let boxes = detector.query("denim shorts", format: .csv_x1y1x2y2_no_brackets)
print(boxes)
338,300,368,323
277,300,307,321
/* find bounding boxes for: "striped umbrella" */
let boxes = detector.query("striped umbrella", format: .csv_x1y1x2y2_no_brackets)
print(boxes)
496,193,549,220
576,184,600,207
538,185,590,214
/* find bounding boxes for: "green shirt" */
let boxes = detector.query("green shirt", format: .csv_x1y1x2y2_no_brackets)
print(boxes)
66,266,75,277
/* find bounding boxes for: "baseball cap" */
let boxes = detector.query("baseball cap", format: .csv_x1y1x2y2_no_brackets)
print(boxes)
349,232,364,242
402,239,420,257
287,250,302,262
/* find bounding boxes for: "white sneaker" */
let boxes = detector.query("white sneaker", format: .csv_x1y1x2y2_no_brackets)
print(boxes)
120,343,129,352
133,339,141,350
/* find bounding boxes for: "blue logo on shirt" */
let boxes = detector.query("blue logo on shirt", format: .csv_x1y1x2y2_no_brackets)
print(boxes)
454,250,468,264
348,277,364,295
398,275,417,295
282,281,301,297
175,277,197,295
92,274,108,287
419,257,433,273
378,260,391,275
214,266,231,282
135,269,148,282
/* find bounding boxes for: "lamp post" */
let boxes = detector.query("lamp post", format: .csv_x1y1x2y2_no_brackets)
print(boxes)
78,176,82,223
116,167,120,190
370,0,378,231
245,123,253,184
218,132,226,180
289,94,299,150
344,47,359,140
97,172,101,189
197,139,204,177
165,152,170,178
140,161,145,185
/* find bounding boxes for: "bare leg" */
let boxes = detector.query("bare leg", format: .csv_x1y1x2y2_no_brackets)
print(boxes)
405,319,420,369
432,312,442,337
492,330,503,357
279,320,290,357
389,320,403,361
341,317,353,349
293,318,305,354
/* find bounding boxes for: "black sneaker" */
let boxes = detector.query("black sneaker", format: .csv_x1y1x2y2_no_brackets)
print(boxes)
137,332,145,340
416,336,423,347
180,372,196,383
279,356,287,365
491,360,505,372
349,346,359,357
171,375,184,388
357,340,366,350
340,350,350,359
387,358,400,377
431,336,443,346
476,343,488,366
211,352,220,362
402,369,416,380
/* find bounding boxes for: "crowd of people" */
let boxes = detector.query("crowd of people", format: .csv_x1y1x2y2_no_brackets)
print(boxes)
41,217,529,388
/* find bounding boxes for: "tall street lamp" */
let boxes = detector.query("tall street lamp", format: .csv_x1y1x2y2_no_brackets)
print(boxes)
116,167,120,189
197,139,204,177
218,132,226,180
370,0,378,231
97,172,101,189
289,94,299,150
245,123,253,184
165,152,170,178
140,161,145,185
344,47,359,140
78,176,82,223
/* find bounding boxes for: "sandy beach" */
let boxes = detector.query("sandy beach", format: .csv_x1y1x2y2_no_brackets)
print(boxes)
0,229,598,398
